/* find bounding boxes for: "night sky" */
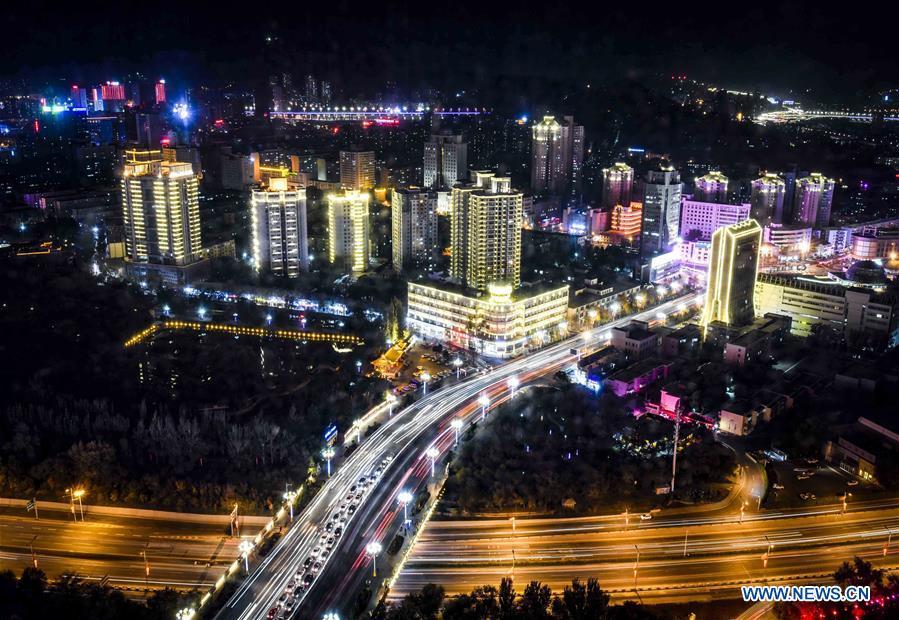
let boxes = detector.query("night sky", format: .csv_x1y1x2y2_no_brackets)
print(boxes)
3,1,897,101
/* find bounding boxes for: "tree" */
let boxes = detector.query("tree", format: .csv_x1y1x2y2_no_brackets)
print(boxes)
553,578,610,620
517,581,552,618
498,577,517,619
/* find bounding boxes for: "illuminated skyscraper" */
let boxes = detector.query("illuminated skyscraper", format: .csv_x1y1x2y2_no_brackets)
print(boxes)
305,74,317,103
640,164,682,255
251,176,308,277
451,171,523,290
701,219,762,329
155,79,166,105
750,173,786,225
694,171,729,204
423,133,468,189
793,172,835,228
602,162,634,209
339,150,376,191
530,115,584,196
327,190,370,274
120,149,202,263
392,187,437,273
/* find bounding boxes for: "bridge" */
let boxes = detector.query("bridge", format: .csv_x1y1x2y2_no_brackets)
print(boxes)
756,107,899,125
270,107,487,122
123,320,363,348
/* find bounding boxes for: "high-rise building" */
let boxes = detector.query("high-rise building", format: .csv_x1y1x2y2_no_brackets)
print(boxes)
251,176,308,277
700,219,762,329
327,190,370,274
610,202,643,240
155,79,166,105
320,80,332,105
679,199,751,241
423,133,468,189
530,115,584,196
750,173,786,226
392,187,437,273
339,150,376,191
451,171,523,290
641,164,682,255
793,172,835,228
305,75,317,103
694,171,729,203
120,149,202,263
70,84,87,109
602,162,634,209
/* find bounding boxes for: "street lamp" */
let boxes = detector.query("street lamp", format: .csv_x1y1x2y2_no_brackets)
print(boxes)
450,419,463,445
478,394,490,420
176,608,196,620
507,376,519,398
322,447,335,477
421,371,431,395
238,539,254,573
386,392,397,417
398,491,413,523
365,541,383,577
452,357,463,378
633,545,640,590
283,489,298,521
197,306,207,320
66,488,85,522
426,447,439,477
322,614,341,620
740,500,747,524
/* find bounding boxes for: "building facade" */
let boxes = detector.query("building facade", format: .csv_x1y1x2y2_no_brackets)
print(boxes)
679,199,751,241
423,133,468,189
392,187,437,273
793,172,835,228
694,171,729,204
120,149,202,264
601,162,634,209
530,115,584,197
641,165,682,255
339,150,376,191
701,218,762,329
251,177,308,277
327,190,370,274
750,173,786,226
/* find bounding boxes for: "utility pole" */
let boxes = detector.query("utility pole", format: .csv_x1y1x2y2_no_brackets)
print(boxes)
885,530,892,557
29,536,37,569
633,545,640,590
140,548,150,590
762,536,772,568
683,529,689,557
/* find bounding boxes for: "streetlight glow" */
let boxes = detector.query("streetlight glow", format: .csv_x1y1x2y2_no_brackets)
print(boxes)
365,541,383,577
398,490,413,522
478,393,490,420
238,539,254,573
450,418,463,445
322,447,335,477
421,371,431,395
426,447,439,477
507,376,519,398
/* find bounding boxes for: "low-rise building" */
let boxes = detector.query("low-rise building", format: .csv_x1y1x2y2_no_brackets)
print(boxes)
604,357,671,397
406,281,569,359
824,417,899,483
718,400,755,436
610,320,659,360
661,324,702,357
723,314,791,366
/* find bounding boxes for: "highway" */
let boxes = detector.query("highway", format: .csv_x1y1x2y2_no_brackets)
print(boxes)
0,502,241,592
391,497,899,604
215,294,702,620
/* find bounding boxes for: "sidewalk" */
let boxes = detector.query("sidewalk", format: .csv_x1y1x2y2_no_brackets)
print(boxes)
0,497,270,525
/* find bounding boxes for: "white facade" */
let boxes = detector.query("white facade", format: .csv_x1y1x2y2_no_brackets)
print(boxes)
679,199,751,241
339,150,375,191
423,134,468,189
251,180,308,277
392,188,437,272
641,166,682,255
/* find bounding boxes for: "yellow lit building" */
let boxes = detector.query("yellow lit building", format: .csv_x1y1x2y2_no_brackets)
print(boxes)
121,149,202,263
327,190,370,275
251,176,308,276
701,218,762,329
339,150,376,191
407,281,570,358
610,202,643,239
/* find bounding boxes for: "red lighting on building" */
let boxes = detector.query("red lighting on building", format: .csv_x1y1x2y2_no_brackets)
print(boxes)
155,80,166,105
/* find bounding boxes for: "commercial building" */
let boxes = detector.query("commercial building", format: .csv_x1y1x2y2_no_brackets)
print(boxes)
763,224,813,254
450,171,523,291
220,149,255,190
641,164,682,255
679,199,750,241
610,320,659,360
609,202,643,240
327,190,370,275
339,150,376,191
530,115,584,196
750,173,786,226
850,229,899,260
604,358,671,397
601,162,634,209
392,187,437,273
406,282,569,358
722,314,791,366
701,219,762,329
824,417,899,483
793,172,835,228
755,273,899,347
250,176,309,277
694,171,729,204
120,149,202,264
423,133,467,189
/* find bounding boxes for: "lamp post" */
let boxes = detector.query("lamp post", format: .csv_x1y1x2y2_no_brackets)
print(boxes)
283,488,298,521
140,549,150,590
762,536,772,568
398,491,413,523
322,447,335,477
66,488,85,522
633,545,640,590
366,541,382,577
426,447,439,477
453,357,463,378
507,376,519,398
322,614,341,620
450,419,463,445
478,394,490,420
238,539,254,573
176,608,196,620
421,371,431,395
885,530,892,557
740,500,747,524
386,392,397,417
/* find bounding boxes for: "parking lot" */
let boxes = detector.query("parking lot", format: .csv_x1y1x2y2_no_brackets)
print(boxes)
389,343,478,396
766,457,871,509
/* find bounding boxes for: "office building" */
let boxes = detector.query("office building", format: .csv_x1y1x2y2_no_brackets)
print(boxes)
641,164,682,255
327,190,370,274
793,172,835,228
423,133,468,189
694,171,729,203
450,171,523,291
392,187,437,273
339,150,376,191
601,162,634,209
406,282,569,359
220,149,255,190
120,149,201,264
609,202,643,240
320,80,332,105
750,173,786,226
251,176,308,277
305,75,317,102
680,199,751,241
701,219,762,329
531,115,584,196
